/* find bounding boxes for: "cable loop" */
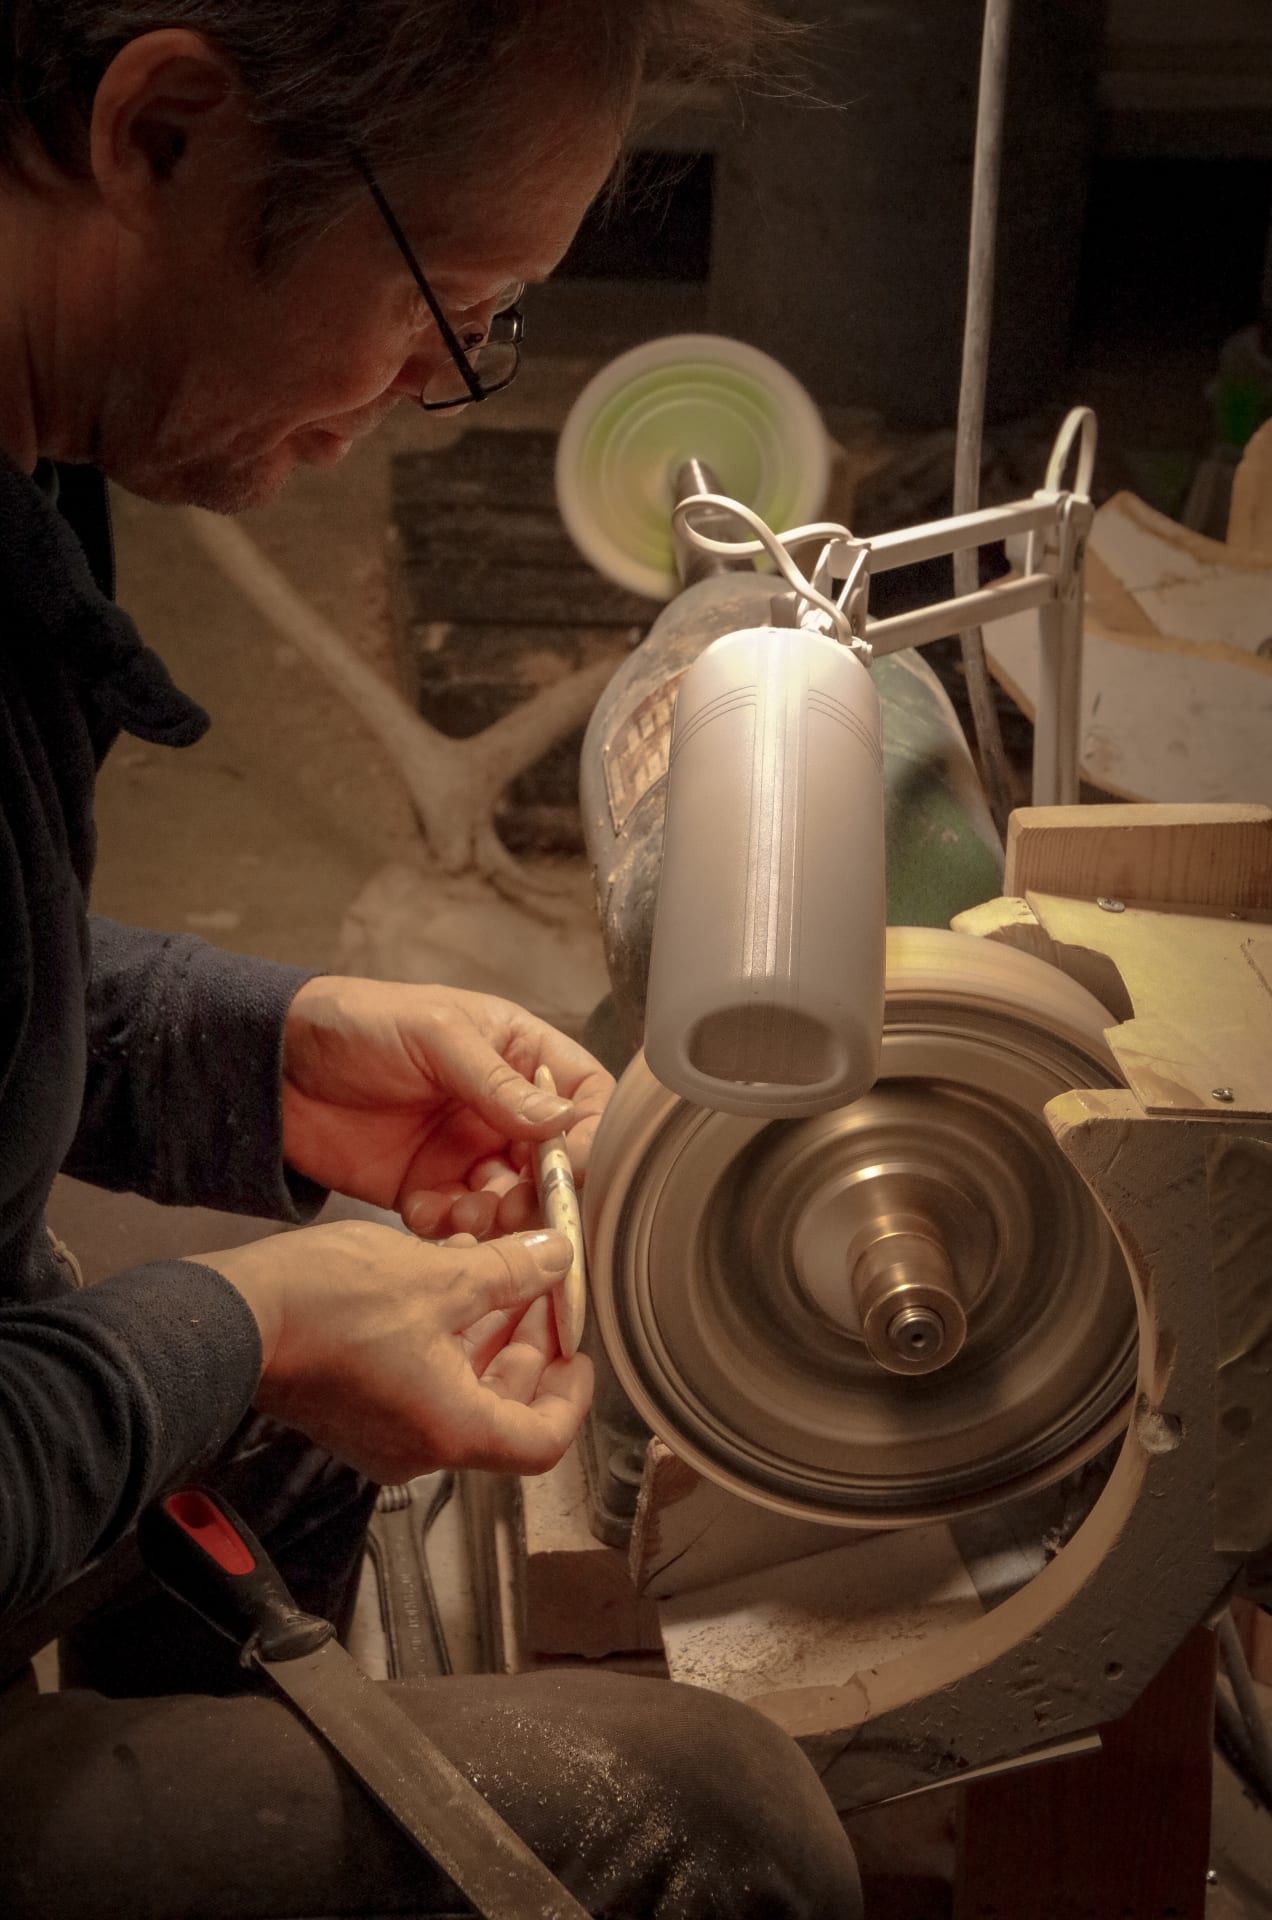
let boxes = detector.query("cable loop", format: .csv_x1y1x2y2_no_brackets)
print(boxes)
671,494,871,661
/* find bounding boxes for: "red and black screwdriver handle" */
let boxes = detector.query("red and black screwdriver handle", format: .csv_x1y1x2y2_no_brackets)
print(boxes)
137,1488,335,1666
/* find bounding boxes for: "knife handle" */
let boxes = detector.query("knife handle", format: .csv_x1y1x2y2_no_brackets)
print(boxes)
138,1487,335,1664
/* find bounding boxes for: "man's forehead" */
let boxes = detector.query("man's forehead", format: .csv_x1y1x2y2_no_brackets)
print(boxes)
390,117,619,288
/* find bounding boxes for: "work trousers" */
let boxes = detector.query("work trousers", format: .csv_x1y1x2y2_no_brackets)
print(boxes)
0,1421,863,1919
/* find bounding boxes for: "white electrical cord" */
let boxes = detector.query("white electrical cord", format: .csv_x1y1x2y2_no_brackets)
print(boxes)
672,492,873,663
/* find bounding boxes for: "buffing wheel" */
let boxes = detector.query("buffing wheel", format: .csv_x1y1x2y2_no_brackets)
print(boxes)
583,930,1136,1528
555,334,830,601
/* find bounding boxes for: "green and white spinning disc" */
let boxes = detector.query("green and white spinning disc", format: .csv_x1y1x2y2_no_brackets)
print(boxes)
556,334,830,601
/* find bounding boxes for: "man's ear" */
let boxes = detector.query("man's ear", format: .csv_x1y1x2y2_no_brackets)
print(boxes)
89,29,245,233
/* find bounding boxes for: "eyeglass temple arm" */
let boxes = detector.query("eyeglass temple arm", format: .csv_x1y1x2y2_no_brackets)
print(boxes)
351,150,485,405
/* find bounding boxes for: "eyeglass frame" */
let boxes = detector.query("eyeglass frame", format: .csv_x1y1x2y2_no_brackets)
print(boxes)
351,150,525,411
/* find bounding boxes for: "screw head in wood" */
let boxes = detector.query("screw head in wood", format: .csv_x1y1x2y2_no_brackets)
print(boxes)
1212,1088,1235,1104
1096,897,1126,913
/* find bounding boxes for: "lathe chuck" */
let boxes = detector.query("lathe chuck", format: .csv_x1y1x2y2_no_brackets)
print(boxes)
584,929,1136,1528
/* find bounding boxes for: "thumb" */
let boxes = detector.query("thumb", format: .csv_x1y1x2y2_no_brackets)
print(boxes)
452,1229,573,1326
427,1023,574,1140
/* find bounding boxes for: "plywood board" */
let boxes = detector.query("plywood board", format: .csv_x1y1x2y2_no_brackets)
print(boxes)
991,613,1272,805
986,490,1272,805
1027,892,1272,1117
1085,492,1272,650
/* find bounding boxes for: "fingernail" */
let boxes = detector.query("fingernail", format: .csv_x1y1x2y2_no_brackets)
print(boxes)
452,1194,488,1233
521,1091,574,1127
518,1229,573,1270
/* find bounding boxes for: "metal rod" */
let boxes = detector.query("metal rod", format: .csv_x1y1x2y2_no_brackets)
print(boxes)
953,0,1016,834
867,574,1054,658
829,499,1057,578
673,459,751,586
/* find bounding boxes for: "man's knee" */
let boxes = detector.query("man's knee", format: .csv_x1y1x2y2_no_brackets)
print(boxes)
640,1682,863,1919
496,1671,864,1920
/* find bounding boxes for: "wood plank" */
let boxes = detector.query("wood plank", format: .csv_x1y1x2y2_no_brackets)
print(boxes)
986,490,1272,805
1088,493,1272,646
955,1624,1217,1920
1026,891,1272,1116
1003,803,1272,910
991,617,1272,807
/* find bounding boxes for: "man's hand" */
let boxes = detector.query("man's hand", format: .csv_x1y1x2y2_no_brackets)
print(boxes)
280,977,614,1241
201,1223,592,1484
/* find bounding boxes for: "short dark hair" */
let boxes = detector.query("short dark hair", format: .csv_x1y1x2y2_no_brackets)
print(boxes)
0,0,780,256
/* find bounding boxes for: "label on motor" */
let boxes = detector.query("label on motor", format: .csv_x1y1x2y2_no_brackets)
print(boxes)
603,672,687,834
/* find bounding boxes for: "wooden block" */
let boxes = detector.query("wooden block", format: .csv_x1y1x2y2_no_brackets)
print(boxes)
630,1438,860,1601
1003,802,1272,911
952,893,1136,1023
522,1441,663,1660
658,1524,983,1706
955,1624,1217,1920
1025,891,1272,1117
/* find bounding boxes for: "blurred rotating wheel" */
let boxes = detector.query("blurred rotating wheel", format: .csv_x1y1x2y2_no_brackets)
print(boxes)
555,334,830,600
584,929,1137,1528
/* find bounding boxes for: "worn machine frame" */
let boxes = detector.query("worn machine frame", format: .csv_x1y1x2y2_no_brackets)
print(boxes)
694,802,1272,1811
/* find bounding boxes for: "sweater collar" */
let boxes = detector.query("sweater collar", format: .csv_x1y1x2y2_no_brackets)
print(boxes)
0,449,209,748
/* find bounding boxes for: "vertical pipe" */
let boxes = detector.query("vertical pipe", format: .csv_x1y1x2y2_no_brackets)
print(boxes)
1056,577,1084,806
953,0,1016,833
1031,603,1060,807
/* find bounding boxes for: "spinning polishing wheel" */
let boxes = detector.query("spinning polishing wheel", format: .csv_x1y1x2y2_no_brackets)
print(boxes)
555,334,831,600
584,931,1137,1529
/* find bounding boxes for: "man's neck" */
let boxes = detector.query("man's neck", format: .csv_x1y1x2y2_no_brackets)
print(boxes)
0,171,113,474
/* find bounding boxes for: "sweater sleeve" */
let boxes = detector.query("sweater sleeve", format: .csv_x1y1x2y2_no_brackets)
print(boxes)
63,916,328,1221
0,1259,261,1615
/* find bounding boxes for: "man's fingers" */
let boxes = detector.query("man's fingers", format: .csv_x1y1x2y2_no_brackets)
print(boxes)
403,1184,469,1239
471,1157,522,1196
449,1190,498,1238
491,1176,537,1235
464,1353,594,1475
461,1305,521,1374
478,1294,555,1403
424,1021,575,1141
451,1230,572,1325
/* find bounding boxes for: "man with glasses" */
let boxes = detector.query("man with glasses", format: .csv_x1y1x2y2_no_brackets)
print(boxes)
357,154,528,412
0,6,862,1916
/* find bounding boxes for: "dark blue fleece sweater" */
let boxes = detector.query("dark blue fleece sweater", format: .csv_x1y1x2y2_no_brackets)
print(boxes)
0,452,324,1619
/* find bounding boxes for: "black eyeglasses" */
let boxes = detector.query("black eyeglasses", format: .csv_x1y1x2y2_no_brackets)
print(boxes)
353,154,524,411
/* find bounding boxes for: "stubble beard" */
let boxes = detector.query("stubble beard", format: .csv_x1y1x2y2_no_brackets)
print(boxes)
110,442,297,514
